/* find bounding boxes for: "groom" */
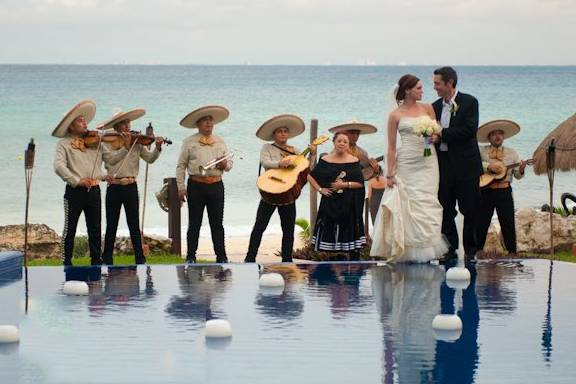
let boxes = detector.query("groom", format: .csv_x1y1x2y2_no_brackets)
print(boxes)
432,67,483,262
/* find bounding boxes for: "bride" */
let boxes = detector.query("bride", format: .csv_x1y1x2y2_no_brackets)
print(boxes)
370,74,448,262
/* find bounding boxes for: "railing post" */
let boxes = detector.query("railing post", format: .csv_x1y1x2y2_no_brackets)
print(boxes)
164,177,182,255
309,119,318,234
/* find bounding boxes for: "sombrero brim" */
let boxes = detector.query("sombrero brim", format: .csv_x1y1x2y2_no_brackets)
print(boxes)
255,114,305,141
51,99,96,138
180,105,230,128
328,122,377,135
96,108,146,130
477,120,520,143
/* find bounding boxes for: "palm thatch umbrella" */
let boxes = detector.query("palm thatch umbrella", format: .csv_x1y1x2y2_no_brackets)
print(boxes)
532,113,576,259
533,114,576,175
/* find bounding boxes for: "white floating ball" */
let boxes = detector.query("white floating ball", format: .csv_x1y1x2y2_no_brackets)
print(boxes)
258,286,284,297
446,278,470,290
63,281,89,296
433,328,462,342
259,273,285,288
205,319,232,338
446,267,471,282
432,314,463,331
0,325,20,344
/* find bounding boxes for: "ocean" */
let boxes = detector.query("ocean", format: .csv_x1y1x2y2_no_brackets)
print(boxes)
1,65,574,237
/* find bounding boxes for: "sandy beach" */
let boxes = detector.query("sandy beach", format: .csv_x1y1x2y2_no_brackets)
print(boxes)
193,234,306,263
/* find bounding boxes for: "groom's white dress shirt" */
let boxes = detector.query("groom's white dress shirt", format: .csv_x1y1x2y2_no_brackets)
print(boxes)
439,90,458,152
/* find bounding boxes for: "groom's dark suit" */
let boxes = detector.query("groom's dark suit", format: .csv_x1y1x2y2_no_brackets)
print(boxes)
433,92,483,258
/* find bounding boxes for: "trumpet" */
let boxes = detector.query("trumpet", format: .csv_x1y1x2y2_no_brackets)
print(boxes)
199,152,234,175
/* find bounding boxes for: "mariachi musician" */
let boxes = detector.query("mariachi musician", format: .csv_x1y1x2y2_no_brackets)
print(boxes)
245,114,316,263
476,120,527,256
176,105,233,264
53,99,127,266
98,108,168,265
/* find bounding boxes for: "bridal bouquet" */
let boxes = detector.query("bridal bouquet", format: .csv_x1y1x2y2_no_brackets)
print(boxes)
413,116,441,157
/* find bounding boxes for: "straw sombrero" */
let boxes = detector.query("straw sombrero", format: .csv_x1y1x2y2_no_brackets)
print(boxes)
477,120,520,143
255,114,305,141
180,105,230,128
328,121,377,135
52,99,96,138
96,108,146,130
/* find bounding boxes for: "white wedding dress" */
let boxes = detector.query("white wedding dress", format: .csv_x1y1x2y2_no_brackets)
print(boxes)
370,116,448,262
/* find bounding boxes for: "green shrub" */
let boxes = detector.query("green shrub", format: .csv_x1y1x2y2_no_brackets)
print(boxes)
73,236,89,259
295,217,311,242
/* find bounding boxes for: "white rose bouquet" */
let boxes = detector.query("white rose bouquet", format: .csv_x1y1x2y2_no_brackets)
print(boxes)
413,116,441,157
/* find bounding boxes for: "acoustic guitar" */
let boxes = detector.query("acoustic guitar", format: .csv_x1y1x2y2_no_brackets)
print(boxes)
479,158,534,188
257,136,330,205
361,155,385,180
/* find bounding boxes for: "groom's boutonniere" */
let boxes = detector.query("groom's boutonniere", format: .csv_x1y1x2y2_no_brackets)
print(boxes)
450,101,459,116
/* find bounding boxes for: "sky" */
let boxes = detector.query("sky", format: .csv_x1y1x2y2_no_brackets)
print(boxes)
0,0,574,65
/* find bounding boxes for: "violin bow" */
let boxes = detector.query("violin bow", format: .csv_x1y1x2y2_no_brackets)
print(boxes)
140,123,154,255
87,131,104,191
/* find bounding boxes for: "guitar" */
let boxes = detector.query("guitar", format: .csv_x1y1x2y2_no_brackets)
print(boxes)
257,135,330,205
479,158,534,188
361,155,385,180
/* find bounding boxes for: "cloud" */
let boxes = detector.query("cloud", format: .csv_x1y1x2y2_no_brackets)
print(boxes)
41,0,100,8
0,0,574,64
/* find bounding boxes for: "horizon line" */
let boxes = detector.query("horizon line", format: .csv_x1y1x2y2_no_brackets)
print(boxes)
0,63,575,67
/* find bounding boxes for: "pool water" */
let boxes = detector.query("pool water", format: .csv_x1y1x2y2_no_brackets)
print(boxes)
0,260,574,384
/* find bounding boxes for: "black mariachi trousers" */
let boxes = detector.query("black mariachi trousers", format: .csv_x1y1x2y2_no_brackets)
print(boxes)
61,185,102,265
102,183,145,265
246,199,296,262
477,187,517,254
186,179,227,263
438,158,481,256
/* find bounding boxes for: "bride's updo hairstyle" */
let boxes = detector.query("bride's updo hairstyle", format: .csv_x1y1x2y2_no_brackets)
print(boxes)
396,74,420,104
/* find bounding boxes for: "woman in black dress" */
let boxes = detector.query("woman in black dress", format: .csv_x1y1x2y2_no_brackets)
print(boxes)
307,132,366,260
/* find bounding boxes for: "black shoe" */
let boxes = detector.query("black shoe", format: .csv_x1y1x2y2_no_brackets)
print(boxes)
135,256,146,265
465,253,477,263
102,257,114,266
244,256,256,263
186,257,197,264
216,258,228,264
281,257,293,263
90,257,102,266
439,252,457,265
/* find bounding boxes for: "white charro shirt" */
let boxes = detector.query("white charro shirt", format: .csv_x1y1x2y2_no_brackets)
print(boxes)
103,141,160,178
439,89,458,151
54,137,127,187
260,143,301,170
480,145,525,184
176,133,232,190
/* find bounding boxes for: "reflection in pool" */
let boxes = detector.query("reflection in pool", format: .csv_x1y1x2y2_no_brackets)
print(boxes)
0,260,573,384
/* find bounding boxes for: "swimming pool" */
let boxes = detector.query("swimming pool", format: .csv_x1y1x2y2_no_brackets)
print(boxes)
0,260,574,383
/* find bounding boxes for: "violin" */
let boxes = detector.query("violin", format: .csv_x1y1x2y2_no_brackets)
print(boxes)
81,130,172,150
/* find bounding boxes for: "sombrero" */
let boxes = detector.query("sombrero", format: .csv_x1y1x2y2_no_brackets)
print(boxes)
328,120,377,135
96,108,146,130
52,99,96,138
477,119,520,143
180,105,229,128
255,114,305,141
